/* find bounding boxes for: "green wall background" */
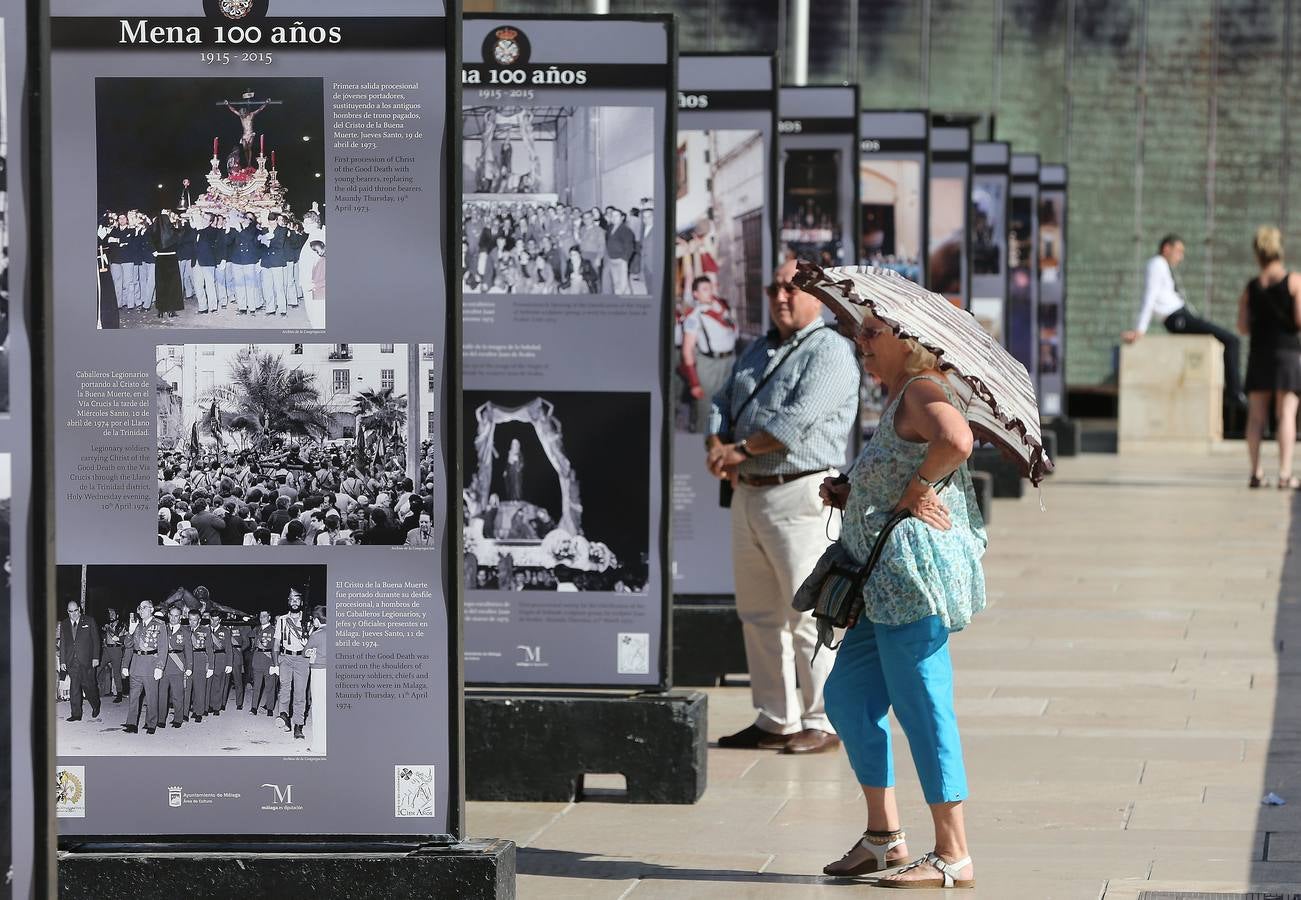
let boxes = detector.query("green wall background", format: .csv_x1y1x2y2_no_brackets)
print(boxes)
471,0,1299,389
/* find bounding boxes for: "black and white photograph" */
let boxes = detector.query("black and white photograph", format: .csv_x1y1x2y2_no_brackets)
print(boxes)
55,564,329,757
156,342,440,548
674,128,767,433
462,106,657,295
95,77,327,330
781,149,844,267
859,158,922,282
972,178,1004,276
462,390,650,593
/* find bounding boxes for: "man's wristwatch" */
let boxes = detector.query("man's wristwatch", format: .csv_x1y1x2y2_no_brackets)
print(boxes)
736,439,753,458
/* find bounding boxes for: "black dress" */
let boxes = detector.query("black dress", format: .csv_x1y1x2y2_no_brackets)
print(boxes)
151,219,185,314
1245,273,1301,393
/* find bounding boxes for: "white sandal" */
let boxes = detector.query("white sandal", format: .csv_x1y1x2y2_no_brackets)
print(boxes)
822,829,907,877
876,850,975,889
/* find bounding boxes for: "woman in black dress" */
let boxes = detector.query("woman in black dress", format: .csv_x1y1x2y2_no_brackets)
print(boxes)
1238,226,1301,488
150,212,185,319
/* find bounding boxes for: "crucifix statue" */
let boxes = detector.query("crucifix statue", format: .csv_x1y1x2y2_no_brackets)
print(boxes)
220,92,277,169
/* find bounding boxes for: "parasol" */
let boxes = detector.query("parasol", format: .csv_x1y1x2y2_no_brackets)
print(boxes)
793,262,1053,485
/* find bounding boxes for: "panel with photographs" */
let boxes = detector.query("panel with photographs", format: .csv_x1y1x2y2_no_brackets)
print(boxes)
55,564,327,757
674,128,767,433
95,77,327,330
1008,195,1036,370
859,158,922,283
156,343,439,549
462,390,650,594
1039,193,1064,378
461,105,657,297
928,175,966,306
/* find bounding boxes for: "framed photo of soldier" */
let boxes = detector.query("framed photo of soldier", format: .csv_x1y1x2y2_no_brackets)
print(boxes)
94,77,326,331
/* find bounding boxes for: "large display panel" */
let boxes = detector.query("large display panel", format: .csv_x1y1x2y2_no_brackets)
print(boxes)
777,85,857,269
49,1,461,841
927,122,971,309
672,54,775,597
460,15,674,687
970,141,1010,345
858,110,927,437
1008,152,1041,378
1,0,38,889
1038,163,1067,417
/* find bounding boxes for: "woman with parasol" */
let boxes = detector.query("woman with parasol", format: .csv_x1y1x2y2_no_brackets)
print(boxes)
793,263,1051,889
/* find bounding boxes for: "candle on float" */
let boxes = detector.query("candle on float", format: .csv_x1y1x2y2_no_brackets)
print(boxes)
260,134,265,154
213,137,219,156
272,151,277,169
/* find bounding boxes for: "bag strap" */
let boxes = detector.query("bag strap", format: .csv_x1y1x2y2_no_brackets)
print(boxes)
732,324,826,424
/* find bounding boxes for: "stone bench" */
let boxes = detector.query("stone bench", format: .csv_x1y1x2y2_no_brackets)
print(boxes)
1119,334,1224,454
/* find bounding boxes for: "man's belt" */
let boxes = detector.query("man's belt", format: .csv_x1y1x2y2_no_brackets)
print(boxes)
699,350,734,359
132,649,157,656
738,469,826,487
281,649,306,656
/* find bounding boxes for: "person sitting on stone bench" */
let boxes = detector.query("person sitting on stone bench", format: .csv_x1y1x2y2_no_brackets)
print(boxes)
1122,233,1246,409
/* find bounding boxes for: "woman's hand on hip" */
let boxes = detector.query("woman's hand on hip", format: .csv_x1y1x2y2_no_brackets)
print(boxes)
896,481,952,531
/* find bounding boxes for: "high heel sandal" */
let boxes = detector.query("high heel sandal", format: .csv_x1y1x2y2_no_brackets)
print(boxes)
822,828,906,877
1278,475,1300,490
1250,474,1265,488
876,850,975,889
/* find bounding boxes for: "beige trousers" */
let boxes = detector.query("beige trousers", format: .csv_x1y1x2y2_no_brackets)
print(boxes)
730,474,837,734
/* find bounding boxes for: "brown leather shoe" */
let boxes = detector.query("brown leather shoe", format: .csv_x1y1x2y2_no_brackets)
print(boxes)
717,724,791,750
782,728,841,754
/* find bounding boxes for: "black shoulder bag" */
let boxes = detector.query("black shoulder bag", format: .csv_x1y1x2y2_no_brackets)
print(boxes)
718,324,826,507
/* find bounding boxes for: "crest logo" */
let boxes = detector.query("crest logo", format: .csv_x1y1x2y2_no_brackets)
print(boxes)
481,24,531,67
56,767,86,818
168,786,183,808
219,0,253,19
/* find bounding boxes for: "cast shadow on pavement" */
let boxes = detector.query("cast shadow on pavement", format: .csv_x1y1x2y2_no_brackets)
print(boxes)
517,846,866,886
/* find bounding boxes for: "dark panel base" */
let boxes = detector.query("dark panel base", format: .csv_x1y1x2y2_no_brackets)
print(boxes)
969,447,1026,498
466,691,707,804
673,601,747,687
58,839,516,900
1045,417,1081,457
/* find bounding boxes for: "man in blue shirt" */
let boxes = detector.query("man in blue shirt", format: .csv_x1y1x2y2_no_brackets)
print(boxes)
706,258,860,755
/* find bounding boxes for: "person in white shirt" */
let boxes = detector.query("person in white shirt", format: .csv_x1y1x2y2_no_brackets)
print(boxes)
679,276,740,433
1123,233,1244,404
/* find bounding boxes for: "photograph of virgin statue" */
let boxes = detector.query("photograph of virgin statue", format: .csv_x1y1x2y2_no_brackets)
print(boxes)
461,390,651,593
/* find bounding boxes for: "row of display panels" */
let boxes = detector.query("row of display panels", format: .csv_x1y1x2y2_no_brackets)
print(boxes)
0,7,1074,886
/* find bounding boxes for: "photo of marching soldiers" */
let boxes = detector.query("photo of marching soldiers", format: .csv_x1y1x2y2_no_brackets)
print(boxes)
55,565,329,756
462,390,650,593
674,129,767,432
156,343,440,547
462,106,657,296
94,77,326,330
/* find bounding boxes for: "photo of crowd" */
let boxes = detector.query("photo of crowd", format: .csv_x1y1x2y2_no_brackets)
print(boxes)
56,565,328,756
462,105,657,296
462,390,650,593
94,77,326,330
859,158,922,282
674,128,768,431
780,149,844,266
156,343,439,548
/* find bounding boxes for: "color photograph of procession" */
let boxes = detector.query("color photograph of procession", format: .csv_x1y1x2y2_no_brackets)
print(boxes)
156,343,441,548
55,564,328,757
461,105,657,296
94,77,326,330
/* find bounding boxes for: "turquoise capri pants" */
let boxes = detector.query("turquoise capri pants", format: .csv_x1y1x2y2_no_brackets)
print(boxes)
823,614,968,804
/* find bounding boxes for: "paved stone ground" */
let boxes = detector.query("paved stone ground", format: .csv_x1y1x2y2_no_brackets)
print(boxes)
468,446,1301,898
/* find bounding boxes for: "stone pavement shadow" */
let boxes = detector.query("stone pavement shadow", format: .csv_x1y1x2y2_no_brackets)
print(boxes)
1253,489,1301,881
518,847,856,887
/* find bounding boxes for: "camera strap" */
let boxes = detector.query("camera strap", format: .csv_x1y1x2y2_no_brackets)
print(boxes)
729,323,827,428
